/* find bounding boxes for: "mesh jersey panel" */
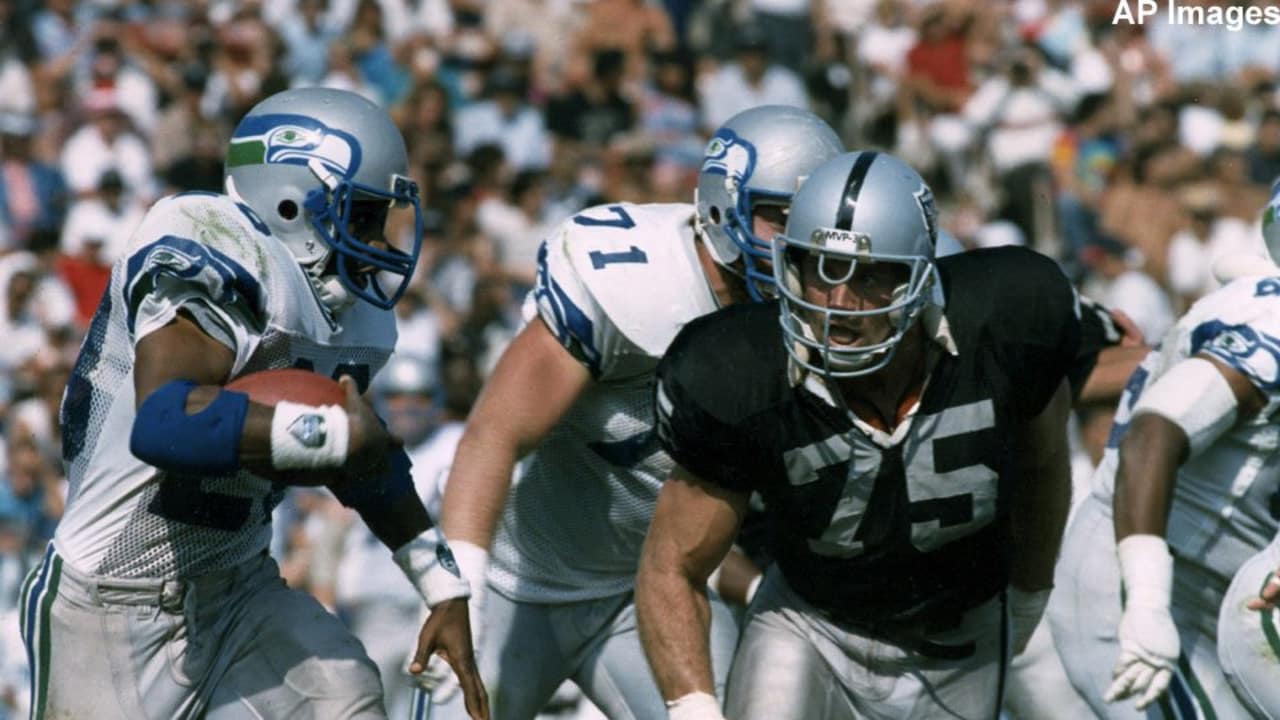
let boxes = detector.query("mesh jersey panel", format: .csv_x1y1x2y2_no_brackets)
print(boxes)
486,203,710,603
488,375,672,602
56,193,395,579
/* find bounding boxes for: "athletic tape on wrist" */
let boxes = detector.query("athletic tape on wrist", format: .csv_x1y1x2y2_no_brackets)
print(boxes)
393,527,471,607
448,540,490,602
1117,534,1173,609
270,401,349,470
666,691,725,720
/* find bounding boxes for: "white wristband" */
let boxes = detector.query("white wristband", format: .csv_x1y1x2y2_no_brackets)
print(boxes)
666,691,725,720
448,539,491,604
1116,534,1173,609
1131,358,1238,456
270,401,350,470
392,527,471,607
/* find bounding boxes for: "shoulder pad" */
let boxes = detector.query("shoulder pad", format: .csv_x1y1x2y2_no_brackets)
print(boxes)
122,193,273,334
557,203,717,356
1182,275,1280,393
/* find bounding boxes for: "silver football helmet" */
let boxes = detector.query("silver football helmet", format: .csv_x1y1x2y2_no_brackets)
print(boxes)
774,151,939,378
225,87,423,310
695,105,843,300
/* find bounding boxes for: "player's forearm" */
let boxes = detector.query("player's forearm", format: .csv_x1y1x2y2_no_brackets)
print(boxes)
181,386,275,467
636,558,718,700
1113,414,1186,541
440,424,523,548
359,491,433,551
1010,381,1072,591
1078,346,1149,406
1010,441,1071,591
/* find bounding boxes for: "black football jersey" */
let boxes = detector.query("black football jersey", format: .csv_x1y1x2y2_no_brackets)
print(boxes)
1071,294,1126,399
655,246,1081,630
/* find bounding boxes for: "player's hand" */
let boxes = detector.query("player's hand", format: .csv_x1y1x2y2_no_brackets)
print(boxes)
409,598,489,720
1247,567,1280,611
338,375,400,475
1104,603,1179,710
414,602,483,706
1110,309,1145,347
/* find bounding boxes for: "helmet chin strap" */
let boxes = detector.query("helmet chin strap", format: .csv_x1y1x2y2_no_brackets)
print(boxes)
300,158,359,312
299,251,354,312
311,270,356,312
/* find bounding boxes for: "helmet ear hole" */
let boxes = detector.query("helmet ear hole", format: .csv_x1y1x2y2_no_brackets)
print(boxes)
278,200,299,220
709,206,721,224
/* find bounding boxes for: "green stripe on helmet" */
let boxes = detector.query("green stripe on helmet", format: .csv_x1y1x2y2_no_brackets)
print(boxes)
226,139,266,168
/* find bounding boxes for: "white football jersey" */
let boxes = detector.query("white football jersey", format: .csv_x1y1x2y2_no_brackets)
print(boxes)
488,202,719,602
1093,274,1280,587
55,192,397,580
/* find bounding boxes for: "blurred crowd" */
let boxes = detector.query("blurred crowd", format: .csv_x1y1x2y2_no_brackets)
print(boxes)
1,0,1278,716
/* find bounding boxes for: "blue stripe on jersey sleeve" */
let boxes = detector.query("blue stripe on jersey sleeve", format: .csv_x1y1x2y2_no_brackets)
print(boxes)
533,241,602,375
1191,319,1280,391
123,235,266,335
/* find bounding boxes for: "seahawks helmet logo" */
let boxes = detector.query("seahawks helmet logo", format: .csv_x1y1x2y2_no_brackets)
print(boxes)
701,129,757,195
227,114,363,178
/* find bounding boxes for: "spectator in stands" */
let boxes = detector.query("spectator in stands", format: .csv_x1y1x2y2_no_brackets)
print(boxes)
547,49,636,146
698,22,809,131
78,36,158,135
0,113,66,253
1082,233,1174,342
900,2,976,193
56,170,140,325
1052,92,1121,273
1246,109,1280,186
278,0,337,87
573,0,675,89
965,43,1077,249
60,91,154,203
454,67,552,172
638,48,702,170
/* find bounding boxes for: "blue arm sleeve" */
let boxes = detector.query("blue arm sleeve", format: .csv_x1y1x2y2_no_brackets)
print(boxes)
328,445,417,515
130,380,250,475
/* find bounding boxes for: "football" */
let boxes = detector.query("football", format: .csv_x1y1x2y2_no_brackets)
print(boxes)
225,369,348,487
226,368,346,407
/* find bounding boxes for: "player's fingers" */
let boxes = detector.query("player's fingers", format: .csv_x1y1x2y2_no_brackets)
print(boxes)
455,659,489,720
1104,660,1142,702
1111,309,1145,346
409,630,437,674
1263,572,1280,601
1248,573,1280,610
1136,668,1172,710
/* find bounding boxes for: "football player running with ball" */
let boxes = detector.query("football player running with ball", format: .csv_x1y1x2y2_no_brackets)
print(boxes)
639,151,1080,720
20,88,487,720
422,106,842,719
